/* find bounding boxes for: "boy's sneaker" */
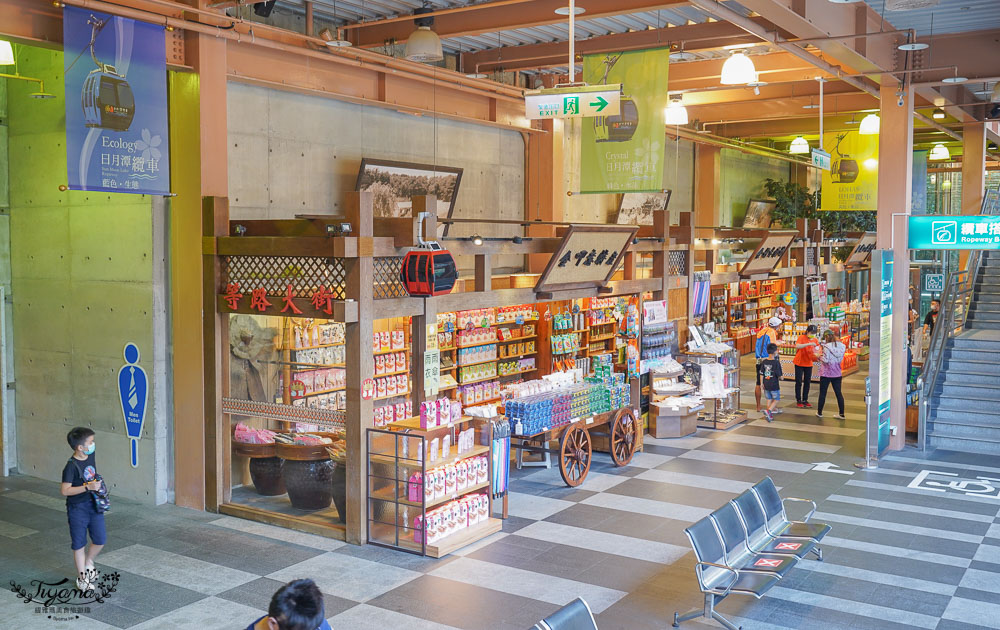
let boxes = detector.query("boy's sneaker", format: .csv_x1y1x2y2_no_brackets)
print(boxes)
816,411,823,418
837,414,846,420
773,408,783,415
764,409,774,422
76,576,91,592
803,402,813,408
796,402,805,408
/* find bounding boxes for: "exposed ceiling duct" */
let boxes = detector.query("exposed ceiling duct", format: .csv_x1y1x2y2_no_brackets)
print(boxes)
885,0,941,9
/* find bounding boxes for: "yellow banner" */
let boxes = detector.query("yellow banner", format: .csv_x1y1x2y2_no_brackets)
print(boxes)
819,130,879,211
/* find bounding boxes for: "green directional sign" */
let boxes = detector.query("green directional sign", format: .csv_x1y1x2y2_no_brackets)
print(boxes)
908,215,1000,250
524,84,621,120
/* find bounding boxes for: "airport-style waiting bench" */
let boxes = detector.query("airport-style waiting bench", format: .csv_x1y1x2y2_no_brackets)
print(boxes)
673,477,832,630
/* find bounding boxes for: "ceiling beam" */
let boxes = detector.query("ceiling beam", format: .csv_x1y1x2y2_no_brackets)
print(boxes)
460,17,783,73
351,0,690,48
908,29,1000,123
690,92,878,124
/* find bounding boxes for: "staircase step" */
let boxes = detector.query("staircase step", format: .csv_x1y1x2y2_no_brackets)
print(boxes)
930,406,1000,423
968,311,1000,321
928,434,1000,455
970,302,1000,312
940,370,1000,386
974,293,1000,303
967,321,1000,330
937,382,1000,401
943,349,1000,362
928,421,1000,442
949,337,1000,350
933,395,1000,412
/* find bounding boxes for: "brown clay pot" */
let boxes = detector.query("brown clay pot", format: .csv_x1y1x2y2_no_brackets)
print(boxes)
331,462,346,523
283,458,334,510
249,456,286,496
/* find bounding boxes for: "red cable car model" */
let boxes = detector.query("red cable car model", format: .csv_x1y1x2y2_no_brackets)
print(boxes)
400,213,458,297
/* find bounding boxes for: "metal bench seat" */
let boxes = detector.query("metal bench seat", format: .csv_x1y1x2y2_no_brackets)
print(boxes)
732,489,821,561
752,477,832,545
533,597,599,630
710,503,797,577
673,516,780,630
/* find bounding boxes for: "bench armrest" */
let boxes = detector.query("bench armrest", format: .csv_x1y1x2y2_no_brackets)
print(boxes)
694,561,740,597
782,497,817,522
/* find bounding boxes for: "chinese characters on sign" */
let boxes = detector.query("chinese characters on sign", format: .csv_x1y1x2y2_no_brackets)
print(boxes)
535,225,638,293
739,234,796,277
223,284,339,316
845,232,877,266
63,7,170,195
819,130,878,212
524,86,621,120
908,215,1000,250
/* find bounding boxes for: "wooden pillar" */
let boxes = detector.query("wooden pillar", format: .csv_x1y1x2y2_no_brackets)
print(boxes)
475,254,493,291
651,209,670,300
189,27,228,198
202,197,230,511
694,144,720,237
344,191,375,544
526,120,564,273
875,81,913,452
962,122,987,216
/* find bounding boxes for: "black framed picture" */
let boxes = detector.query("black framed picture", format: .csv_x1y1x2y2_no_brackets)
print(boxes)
615,191,672,225
742,199,777,229
355,159,463,235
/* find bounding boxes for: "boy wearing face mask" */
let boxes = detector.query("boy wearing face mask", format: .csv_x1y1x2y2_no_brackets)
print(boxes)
61,426,106,591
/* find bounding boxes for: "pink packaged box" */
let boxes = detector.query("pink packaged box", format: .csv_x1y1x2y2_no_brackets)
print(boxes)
444,464,457,495
407,472,422,502
413,514,425,544
396,402,407,422
373,407,384,428
379,331,391,351
383,405,395,425
384,352,395,374
391,330,405,350
374,355,385,376
386,376,397,397
373,332,381,353
455,460,468,491
419,401,431,429
376,378,387,399
451,400,463,423
477,456,489,484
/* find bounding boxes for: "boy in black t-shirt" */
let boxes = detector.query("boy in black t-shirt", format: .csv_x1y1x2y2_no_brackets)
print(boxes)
60,427,106,591
757,343,783,423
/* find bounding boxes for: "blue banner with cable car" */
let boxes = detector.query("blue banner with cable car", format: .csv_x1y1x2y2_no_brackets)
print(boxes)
63,7,169,195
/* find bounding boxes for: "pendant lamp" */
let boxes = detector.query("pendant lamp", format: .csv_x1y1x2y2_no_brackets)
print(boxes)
929,143,951,160
859,113,880,135
789,136,810,154
720,51,757,85
405,5,443,63
664,98,688,125
0,41,13,65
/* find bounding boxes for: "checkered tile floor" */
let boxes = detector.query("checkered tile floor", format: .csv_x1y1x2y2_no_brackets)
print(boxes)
3,358,1000,629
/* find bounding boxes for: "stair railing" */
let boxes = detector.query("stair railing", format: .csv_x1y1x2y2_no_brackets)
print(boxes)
917,252,983,451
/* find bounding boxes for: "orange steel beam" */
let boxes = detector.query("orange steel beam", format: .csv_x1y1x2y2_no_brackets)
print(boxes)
340,0,538,30
690,92,878,123
460,17,783,73
352,0,690,48
679,81,861,106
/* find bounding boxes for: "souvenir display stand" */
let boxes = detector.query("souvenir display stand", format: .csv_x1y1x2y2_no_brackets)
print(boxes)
366,417,504,557
680,345,745,430
648,365,701,438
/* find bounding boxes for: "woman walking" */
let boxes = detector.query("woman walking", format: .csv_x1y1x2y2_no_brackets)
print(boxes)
816,330,846,419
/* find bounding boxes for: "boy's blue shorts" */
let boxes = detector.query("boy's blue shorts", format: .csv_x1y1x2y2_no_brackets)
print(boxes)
67,500,106,550
764,389,781,401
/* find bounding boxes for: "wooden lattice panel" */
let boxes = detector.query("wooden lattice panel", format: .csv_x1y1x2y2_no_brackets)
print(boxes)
223,256,346,299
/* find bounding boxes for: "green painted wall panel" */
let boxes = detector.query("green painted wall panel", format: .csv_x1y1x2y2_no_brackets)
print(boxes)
7,46,162,503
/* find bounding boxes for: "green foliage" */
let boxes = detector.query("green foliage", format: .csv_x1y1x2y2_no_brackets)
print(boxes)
762,177,876,240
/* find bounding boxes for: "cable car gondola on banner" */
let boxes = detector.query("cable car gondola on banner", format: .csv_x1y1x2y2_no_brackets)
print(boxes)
69,14,135,132
593,53,638,143
400,212,458,297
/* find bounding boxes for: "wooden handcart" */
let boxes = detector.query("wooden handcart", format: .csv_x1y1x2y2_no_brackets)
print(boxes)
512,407,640,487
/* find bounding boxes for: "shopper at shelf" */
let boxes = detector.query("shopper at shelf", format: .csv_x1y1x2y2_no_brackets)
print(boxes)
247,578,332,630
923,299,940,337
816,329,847,420
754,317,782,412
60,427,106,592
793,325,821,408
758,343,782,422
773,303,793,323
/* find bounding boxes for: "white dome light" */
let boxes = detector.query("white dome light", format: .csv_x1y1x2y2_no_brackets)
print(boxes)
405,26,443,63
929,143,951,160
0,41,13,66
720,51,757,85
789,136,810,154
859,113,880,135
664,98,688,125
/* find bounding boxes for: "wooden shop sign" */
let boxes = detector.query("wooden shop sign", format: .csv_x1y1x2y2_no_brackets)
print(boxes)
535,225,638,293
740,233,796,277
219,283,357,321
845,232,876,266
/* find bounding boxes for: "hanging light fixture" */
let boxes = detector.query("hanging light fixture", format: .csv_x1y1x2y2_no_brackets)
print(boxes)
932,108,946,119
664,97,688,125
405,4,443,63
991,82,1000,102
859,113,880,135
0,40,13,65
720,51,757,85
789,136,810,154
929,143,951,160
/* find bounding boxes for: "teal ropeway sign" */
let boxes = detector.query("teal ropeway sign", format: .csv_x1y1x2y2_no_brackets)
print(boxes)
908,215,1000,250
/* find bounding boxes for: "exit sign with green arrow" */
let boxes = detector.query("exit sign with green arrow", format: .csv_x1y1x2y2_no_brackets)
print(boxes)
524,84,622,120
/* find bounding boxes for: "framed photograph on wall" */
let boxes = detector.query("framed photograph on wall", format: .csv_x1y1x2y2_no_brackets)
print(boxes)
355,158,463,235
615,191,672,225
742,198,777,229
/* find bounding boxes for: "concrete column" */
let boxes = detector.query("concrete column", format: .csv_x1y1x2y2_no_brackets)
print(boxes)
875,81,913,452
962,122,986,215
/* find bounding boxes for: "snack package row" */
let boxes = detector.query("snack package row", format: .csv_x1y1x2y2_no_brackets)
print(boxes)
375,351,408,376
413,493,490,545
373,401,412,428
373,330,406,353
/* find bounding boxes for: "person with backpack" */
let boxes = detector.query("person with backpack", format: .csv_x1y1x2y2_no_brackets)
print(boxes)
754,317,782,411
60,427,109,591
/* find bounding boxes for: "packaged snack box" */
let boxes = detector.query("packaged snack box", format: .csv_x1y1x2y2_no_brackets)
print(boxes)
384,352,395,374
379,331,391,351
457,500,469,530
444,464,457,495
375,355,385,376
456,460,468,490
391,330,405,350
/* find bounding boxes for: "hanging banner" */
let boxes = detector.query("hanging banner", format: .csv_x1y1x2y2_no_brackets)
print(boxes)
911,150,928,215
580,49,670,193
819,130,878,211
64,7,170,195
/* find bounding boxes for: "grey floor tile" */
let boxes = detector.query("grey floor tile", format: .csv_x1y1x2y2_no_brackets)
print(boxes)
81,603,153,629
215,576,356,618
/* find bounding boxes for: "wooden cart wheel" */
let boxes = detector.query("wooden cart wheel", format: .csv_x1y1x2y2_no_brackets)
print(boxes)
558,425,592,487
610,408,638,467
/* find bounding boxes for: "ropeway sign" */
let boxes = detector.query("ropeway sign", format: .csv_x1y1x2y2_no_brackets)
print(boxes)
524,85,621,120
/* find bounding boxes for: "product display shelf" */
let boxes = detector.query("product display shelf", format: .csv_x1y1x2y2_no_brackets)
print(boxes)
498,367,537,378
457,357,499,368
682,346,746,431
296,386,346,398
458,373,499,386
290,341,345,351
456,339,499,350
374,345,410,356
499,350,537,360
367,416,505,558
499,334,537,343
375,389,411,402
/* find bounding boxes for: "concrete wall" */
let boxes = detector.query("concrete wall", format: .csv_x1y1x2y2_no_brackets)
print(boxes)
0,77,15,474
6,47,169,503
720,148,790,227
226,82,526,271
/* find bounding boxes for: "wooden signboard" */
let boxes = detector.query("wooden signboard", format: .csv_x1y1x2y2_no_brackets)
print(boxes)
845,232,877,267
740,233,796,277
534,225,638,293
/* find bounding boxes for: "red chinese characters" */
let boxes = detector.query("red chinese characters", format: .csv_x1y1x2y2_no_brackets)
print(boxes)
311,286,335,315
280,284,303,314
250,288,272,312
224,283,243,310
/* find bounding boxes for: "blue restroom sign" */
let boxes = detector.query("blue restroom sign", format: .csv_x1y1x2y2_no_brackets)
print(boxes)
118,343,148,468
